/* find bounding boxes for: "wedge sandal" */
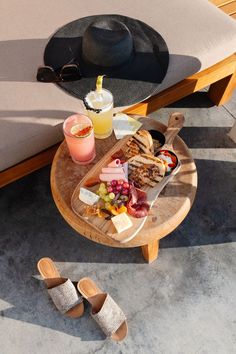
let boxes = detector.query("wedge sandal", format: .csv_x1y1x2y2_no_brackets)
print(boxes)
37,257,84,318
78,277,128,341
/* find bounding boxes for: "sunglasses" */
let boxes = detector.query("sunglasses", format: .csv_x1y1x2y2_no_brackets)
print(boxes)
36,63,81,82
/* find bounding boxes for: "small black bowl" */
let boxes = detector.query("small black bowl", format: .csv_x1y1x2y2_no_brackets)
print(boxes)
148,129,165,153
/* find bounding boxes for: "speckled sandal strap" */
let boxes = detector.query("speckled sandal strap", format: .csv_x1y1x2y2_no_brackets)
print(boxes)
91,294,126,337
48,279,83,314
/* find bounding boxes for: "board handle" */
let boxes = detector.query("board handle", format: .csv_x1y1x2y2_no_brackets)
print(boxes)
163,112,185,149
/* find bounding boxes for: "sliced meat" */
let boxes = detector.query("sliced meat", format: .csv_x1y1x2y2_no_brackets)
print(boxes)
127,185,150,218
111,149,126,163
99,173,127,182
101,167,124,174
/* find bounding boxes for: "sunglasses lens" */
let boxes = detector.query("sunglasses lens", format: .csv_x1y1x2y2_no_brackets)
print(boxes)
61,64,81,81
37,67,58,82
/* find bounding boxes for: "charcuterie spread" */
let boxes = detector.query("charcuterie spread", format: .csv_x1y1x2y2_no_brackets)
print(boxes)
71,125,180,241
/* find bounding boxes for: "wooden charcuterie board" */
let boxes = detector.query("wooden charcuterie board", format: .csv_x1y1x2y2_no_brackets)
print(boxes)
71,114,183,243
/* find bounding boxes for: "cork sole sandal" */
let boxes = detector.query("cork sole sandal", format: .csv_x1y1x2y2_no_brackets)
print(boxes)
37,257,84,318
78,277,128,341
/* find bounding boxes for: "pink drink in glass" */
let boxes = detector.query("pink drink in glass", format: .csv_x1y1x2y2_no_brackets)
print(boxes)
63,114,96,165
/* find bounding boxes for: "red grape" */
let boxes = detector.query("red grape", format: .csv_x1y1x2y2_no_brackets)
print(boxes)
123,182,130,189
116,185,122,192
107,186,113,193
111,180,117,187
117,179,124,185
122,189,129,195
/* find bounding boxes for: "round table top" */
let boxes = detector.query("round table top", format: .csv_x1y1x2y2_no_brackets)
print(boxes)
51,117,197,248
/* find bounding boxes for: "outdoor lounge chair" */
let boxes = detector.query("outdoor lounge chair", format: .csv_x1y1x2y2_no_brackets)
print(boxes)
0,0,236,188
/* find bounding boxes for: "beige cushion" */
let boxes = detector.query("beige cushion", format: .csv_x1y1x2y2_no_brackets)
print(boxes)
1,0,236,171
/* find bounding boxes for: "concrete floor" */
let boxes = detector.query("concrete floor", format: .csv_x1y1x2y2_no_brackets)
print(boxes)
0,91,236,354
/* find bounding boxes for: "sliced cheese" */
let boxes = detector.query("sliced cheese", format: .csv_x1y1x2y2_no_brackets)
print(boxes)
111,212,133,233
79,187,100,205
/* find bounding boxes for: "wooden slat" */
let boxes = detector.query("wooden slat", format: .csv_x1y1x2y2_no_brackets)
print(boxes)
231,12,236,18
219,1,236,14
210,0,235,7
0,143,61,188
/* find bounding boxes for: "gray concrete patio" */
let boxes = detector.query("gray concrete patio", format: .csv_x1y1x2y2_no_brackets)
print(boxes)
0,90,235,354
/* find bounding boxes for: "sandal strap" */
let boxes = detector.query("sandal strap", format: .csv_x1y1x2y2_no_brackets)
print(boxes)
48,279,82,314
91,294,126,337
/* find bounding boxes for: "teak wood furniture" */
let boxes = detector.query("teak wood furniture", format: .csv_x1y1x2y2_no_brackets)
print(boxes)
0,0,235,188
50,117,197,263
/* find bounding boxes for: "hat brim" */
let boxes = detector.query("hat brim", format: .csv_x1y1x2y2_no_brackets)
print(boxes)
44,14,169,107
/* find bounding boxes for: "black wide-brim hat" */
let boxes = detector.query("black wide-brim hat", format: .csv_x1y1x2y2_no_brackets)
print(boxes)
44,14,169,107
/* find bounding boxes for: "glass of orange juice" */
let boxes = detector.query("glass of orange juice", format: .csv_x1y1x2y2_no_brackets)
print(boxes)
63,114,96,165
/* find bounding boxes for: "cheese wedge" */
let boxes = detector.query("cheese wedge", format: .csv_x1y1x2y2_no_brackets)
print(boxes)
111,212,133,233
79,187,100,205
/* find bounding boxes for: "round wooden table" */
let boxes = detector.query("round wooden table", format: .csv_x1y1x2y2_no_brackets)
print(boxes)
51,117,197,263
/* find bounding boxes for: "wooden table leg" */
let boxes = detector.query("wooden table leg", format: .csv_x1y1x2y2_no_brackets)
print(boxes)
141,240,159,263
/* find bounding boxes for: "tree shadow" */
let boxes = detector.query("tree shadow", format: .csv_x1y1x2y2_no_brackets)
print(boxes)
166,91,215,109
0,154,235,338
161,158,236,249
179,126,236,148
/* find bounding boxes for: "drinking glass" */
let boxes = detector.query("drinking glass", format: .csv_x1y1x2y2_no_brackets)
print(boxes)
63,114,96,165
84,88,113,139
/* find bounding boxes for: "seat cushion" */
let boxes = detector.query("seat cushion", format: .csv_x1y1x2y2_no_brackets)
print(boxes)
1,0,236,170
151,0,236,94
0,116,64,171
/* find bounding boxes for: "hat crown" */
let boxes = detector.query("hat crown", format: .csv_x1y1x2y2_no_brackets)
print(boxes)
82,19,133,67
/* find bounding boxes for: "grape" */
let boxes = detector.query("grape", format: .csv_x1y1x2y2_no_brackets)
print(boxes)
123,182,130,189
111,180,117,187
99,187,107,195
104,195,111,202
117,180,124,185
116,185,122,192
122,189,129,195
109,192,115,200
105,202,111,209
107,181,111,186
100,183,106,189
120,195,128,201
107,186,113,193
